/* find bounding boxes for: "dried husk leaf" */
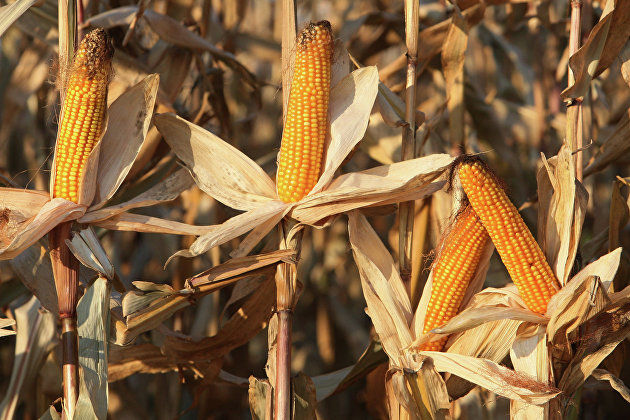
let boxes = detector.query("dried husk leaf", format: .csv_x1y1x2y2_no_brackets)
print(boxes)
424,351,560,404
166,200,289,263
75,276,111,419
293,155,454,225
404,363,450,420
91,74,160,207
562,0,630,99
116,251,289,344
375,82,425,129
161,276,275,361
556,295,630,400
10,244,59,313
348,211,413,364
0,318,15,338
621,41,630,87
510,324,551,420
0,297,55,420
0,0,40,38
66,227,115,280
309,66,379,195
291,373,317,420
590,369,630,404
0,195,85,260
80,168,194,224
249,377,273,420
153,113,277,211
539,148,588,286
92,212,214,236
442,6,468,146
584,110,630,177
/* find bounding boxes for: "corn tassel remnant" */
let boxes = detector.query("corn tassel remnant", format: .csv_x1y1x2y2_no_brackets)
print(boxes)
53,28,113,203
420,206,489,351
276,21,333,202
458,158,560,313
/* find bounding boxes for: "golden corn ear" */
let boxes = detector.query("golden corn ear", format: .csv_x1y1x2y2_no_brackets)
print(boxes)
53,28,113,203
458,159,560,313
276,21,333,202
420,206,489,351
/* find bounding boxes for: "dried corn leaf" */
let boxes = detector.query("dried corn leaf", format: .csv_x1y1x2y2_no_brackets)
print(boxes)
348,211,413,364
404,363,450,420
81,169,194,224
0,0,40,37
509,324,550,420
442,6,468,146
292,373,317,420
426,351,560,404
310,66,379,195
0,297,55,420
557,296,630,398
10,244,59,313
67,227,115,280
561,0,626,99
166,200,289,262
0,318,14,338
161,276,275,360
93,212,213,236
91,74,160,207
154,113,277,210
375,82,425,129
75,276,111,419
584,109,630,177
249,377,273,420
621,41,630,87
591,369,630,404
0,194,85,260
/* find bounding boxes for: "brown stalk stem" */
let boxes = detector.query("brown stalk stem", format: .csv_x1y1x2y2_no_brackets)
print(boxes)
49,222,80,418
399,0,420,285
568,0,583,181
275,309,292,420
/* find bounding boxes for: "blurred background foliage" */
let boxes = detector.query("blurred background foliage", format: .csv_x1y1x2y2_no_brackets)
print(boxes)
1,0,629,418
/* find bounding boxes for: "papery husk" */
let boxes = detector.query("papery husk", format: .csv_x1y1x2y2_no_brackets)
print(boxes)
0,297,55,420
0,0,40,37
538,147,588,286
80,168,194,223
114,250,292,345
90,74,160,208
153,113,278,211
510,324,551,420
67,227,115,280
0,194,85,260
92,212,215,236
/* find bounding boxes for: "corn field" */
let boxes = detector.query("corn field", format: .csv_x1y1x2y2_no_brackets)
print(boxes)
1,0,629,418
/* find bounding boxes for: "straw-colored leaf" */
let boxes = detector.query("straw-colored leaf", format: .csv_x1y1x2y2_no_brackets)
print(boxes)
81,168,194,224
66,227,115,280
442,6,468,145
561,0,617,99
404,363,450,420
348,211,412,364
584,110,630,177
0,0,40,38
0,196,85,260
91,74,160,207
425,351,560,404
375,82,425,129
93,212,214,236
429,306,546,336
591,369,630,404
249,377,272,420
0,318,15,338
75,276,111,419
292,373,317,420
0,297,55,420
154,113,277,210
293,155,453,225
621,41,630,87
309,66,379,195
10,244,59,313
510,324,550,420
167,200,289,263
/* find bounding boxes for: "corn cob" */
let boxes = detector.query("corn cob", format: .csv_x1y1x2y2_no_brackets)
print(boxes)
420,206,489,351
458,158,560,313
53,29,113,203
276,21,333,203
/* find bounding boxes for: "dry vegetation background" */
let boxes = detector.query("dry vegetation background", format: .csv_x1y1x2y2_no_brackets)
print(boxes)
0,0,629,418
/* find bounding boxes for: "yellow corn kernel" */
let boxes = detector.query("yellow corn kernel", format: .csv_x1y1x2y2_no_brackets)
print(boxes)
420,206,489,351
53,28,113,203
276,21,333,202
458,158,560,313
